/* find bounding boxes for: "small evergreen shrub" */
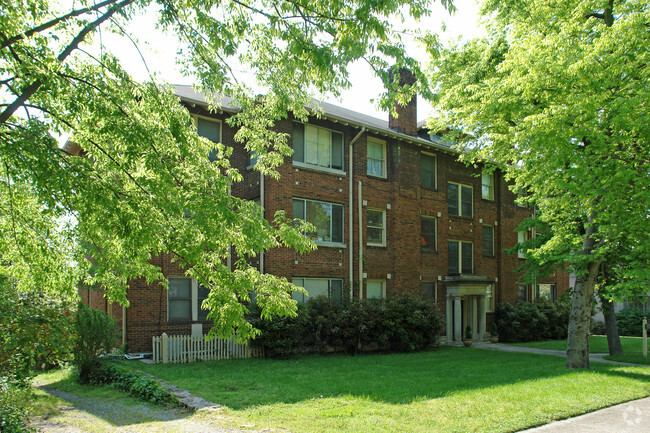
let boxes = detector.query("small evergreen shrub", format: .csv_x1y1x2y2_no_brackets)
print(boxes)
616,308,650,337
249,294,443,357
73,302,118,383
495,297,571,343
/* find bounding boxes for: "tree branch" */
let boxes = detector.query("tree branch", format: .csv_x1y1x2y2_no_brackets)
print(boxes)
0,0,136,125
0,0,120,50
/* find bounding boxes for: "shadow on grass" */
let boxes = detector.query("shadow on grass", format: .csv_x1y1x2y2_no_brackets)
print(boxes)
35,378,192,428
127,347,650,410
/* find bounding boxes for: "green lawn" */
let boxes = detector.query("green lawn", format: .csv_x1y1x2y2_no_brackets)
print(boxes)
123,347,650,433
510,335,645,354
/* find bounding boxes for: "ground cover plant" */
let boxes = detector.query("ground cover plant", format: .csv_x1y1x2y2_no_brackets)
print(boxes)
124,348,650,433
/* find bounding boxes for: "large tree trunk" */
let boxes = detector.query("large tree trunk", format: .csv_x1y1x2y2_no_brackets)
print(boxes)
566,215,601,369
601,296,623,356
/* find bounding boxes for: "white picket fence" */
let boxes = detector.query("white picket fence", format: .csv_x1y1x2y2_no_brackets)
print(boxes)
152,333,264,364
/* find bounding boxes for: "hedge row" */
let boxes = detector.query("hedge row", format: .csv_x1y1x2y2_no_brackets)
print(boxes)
248,295,444,358
615,308,650,337
81,360,175,406
495,297,571,343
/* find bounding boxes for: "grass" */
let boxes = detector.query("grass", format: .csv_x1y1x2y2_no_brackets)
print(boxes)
124,347,650,433
510,336,646,356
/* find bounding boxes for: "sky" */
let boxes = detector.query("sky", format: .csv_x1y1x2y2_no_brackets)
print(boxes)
98,0,484,123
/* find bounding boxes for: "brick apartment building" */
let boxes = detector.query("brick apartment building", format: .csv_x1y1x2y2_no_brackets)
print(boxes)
80,78,570,353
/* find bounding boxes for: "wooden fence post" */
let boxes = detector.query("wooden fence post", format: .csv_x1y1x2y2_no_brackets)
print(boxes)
643,318,647,358
162,332,169,364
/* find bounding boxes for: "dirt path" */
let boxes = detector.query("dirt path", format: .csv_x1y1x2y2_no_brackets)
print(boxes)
32,386,254,433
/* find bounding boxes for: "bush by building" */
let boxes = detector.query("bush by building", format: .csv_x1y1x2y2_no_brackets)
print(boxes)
616,308,650,337
495,297,571,343
249,295,443,358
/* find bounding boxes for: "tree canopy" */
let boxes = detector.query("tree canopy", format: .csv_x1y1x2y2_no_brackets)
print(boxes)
1,0,452,340
428,0,650,367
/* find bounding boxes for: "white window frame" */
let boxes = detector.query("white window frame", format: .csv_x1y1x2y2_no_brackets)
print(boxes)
292,277,344,303
421,216,437,251
292,197,344,246
367,208,386,247
421,152,437,189
366,279,386,299
448,240,473,275
367,137,387,178
167,277,209,322
293,123,345,174
481,171,494,200
421,281,437,303
448,182,473,218
518,231,527,259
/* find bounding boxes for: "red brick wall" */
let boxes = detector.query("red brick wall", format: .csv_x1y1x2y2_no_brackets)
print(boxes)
92,106,570,352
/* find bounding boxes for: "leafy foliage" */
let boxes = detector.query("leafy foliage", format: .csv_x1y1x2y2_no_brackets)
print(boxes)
495,297,571,343
249,295,443,357
73,302,118,383
615,308,650,338
428,0,650,367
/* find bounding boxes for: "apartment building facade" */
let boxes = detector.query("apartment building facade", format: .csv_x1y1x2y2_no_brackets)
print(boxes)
81,82,570,353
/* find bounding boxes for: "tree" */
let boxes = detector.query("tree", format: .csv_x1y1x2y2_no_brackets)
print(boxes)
1,0,453,343
428,0,650,368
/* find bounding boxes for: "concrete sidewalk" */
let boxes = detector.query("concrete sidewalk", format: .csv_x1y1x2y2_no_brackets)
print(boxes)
473,342,637,366
473,341,650,432
519,397,650,432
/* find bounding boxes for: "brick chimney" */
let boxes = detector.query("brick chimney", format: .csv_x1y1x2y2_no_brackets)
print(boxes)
388,68,417,136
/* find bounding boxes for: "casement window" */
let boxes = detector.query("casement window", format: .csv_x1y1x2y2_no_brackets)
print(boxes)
421,281,437,302
367,138,387,177
481,171,494,200
292,198,344,244
448,241,473,275
448,182,473,217
366,280,386,299
196,116,222,162
518,284,528,302
168,277,210,321
292,278,343,304
421,153,437,189
536,284,557,301
367,209,386,247
421,216,437,251
517,231,527,258
292,122,344,171
482,225,495,256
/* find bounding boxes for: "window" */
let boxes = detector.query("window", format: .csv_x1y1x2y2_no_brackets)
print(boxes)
292,198,344,244
168,277,210,321
486,284,495,312
536,284,557,301
292,278,343,304
421,216,437,251
366,280,386,299
421,281,437,302
367,209,386,246
482,226,494,256
448,241,473,275
518,284,528,302
367,138,386,177
448,182,473,217
196,116,222,162
292,123,344,171
517,231,527,258
421,153,437,189
481,171,494,200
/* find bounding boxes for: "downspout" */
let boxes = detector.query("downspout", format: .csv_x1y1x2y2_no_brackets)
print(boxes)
122,305,127,347
358,180,363,300
348,127,366,300
260,174,265,273
227,184,232,270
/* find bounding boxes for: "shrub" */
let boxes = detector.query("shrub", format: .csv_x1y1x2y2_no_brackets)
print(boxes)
249,294,443,357
0,377,36,433
73,302,118,383
495,297,570,343
616,308,650,337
